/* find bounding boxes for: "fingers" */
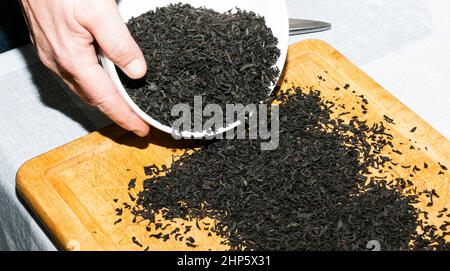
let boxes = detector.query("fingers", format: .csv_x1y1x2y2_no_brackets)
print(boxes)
67,61,150,137
52,43,150,137
78,0,147,79
21,0,150,137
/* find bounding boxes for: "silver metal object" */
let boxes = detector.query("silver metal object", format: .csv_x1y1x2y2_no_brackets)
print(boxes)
289,19,332,36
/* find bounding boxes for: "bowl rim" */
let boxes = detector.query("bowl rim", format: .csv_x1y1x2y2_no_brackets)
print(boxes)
98,1,289,138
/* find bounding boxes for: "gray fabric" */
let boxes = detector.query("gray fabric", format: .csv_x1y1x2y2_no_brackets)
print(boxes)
288,0,432,66
0,46,110,251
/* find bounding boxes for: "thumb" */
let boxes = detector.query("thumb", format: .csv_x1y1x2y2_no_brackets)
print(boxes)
79,0,147,79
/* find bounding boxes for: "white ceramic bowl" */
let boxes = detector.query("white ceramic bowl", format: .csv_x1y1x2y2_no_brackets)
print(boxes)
99,0,289,138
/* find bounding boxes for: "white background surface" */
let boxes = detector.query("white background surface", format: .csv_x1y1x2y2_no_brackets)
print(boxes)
288,0,450,139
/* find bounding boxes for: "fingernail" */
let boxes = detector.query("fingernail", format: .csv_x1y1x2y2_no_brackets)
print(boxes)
126,59,146,78
133,130,146,137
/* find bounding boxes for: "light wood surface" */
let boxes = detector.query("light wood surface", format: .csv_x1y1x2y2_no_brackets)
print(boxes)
17,40,450,251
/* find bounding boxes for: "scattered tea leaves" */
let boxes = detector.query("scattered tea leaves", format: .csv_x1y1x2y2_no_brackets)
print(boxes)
120,86,449,251
132,236,143,248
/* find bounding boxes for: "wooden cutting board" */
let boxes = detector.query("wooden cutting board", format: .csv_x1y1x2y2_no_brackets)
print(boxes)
17,40,450,251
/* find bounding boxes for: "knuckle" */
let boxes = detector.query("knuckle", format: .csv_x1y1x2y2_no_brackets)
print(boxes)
93,96,113,113
95,98,133,129
35,49,55,70
37,54,54,70
53,51,87,81
108,40,134,61
53,50,76,72
33,42,79,75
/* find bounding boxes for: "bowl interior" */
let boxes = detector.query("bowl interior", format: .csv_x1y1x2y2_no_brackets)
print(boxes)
103,0,289,138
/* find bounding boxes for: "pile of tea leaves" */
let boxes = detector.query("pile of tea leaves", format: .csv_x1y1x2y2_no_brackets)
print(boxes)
120,86,449,251
120,3,280,130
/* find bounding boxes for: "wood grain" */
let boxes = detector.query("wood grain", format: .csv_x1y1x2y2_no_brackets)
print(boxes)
17,40,450,251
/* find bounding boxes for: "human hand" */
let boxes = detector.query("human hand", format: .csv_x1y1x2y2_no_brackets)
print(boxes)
20,0,150,136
